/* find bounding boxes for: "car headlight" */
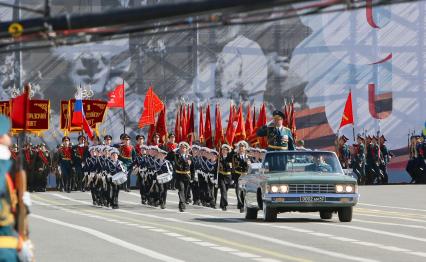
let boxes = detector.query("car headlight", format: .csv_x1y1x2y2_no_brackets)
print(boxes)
268,184,289,193
336,185,344,193
280,185,289,193
345,185,354,193
336,184,356,193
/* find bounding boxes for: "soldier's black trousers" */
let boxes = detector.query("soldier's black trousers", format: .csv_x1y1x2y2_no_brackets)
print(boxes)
60,162,72,192
176,175,190,207
218,175,232,208
232,174,244,209
74,164,84,191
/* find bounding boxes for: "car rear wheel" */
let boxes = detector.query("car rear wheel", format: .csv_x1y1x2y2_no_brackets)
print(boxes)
320,211,333,219
245,206,258,220
338,207,353,222
263,202,277,222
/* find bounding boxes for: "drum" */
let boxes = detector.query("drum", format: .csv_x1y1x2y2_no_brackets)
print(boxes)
112,171,128,185
157,173,173,184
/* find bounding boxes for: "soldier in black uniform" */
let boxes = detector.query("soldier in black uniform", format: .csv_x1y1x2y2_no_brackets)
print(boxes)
190,145,201,206
217,144,233,211
338,135,351,169
379,135,392,184
232,140,251,213
106,148,127,209
352,135,366,184
167,142,192,212
33,143,50,191
256,110,295,151
366,136,383,184
84,146,99,205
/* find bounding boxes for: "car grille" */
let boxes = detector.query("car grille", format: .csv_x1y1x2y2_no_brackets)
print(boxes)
288,184,336,194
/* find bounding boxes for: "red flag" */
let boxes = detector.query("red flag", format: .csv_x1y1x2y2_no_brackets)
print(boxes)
147,120,156,145
252,106,256,130
181,104,187,141
225,103,235,145
339,90,354,129
156,108,167,144
138,87,164,128
82,117,94,140
199,105,204,143
245,104,253,138
214,104,224,148
234,104,246,143
187,103,195,145
283,103,290,127
174,106,181,143
11,90,30,129
107,83,125,108
250,103,268,148
204,104,213,148
289,101,297,140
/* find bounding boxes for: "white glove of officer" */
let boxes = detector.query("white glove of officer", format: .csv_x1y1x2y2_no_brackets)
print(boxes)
18,239,34,262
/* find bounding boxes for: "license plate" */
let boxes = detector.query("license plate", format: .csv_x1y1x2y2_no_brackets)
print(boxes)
300,196,325,202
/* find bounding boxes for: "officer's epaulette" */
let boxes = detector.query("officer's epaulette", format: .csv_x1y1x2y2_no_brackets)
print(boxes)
283,126,291,130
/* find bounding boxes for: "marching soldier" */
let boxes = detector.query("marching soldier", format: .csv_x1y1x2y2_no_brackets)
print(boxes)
190,145,201,206
164,133,177,152
73,135,89,191
118,134,136,192
83,146,99,205
232,140,251,213
104,135,113,146
107,148,127,209
338,135,351,169
9,144,19,177
23,143,34,192
59,136,74,193
256,110,295,151
366,136,383,184
33,144,50,192
217,144,233,211
352,135,366,184
151,133,162,148
167,142,192,212
379,135,392,184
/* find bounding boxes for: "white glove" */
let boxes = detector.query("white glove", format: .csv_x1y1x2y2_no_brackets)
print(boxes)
18,239,34,262
23,192,32,207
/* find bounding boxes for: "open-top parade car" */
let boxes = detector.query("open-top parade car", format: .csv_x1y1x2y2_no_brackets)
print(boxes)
240,151,359,222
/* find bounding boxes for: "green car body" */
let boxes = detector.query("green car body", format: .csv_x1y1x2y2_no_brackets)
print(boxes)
240,151,359,222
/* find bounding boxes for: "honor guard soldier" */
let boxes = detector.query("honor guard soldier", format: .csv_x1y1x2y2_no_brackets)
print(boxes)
167,142,192,212
232,140,251,213
151,133,162,148
118,134,136,192
0,115,33,262
73,135,89,191
33,144,50,192
134,145,149,204
164,133,178,152
379,135,393,184
135,135,145,156
83,146,98,205
366,136,383,184
217,144,233,211
9,144,19,178
59,136,74,193
23,143,34,192
104,135,113,146
352,135,366,184
338,135,351,169
256,110,295,151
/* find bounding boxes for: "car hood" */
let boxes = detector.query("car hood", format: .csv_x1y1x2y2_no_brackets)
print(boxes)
265,172,357,184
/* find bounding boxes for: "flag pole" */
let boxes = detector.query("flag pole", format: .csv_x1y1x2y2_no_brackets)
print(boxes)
123,80,126,134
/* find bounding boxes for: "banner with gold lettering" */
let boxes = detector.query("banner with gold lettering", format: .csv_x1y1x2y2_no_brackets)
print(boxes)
11,99,50,132
60,99,108,132
0,101,10,116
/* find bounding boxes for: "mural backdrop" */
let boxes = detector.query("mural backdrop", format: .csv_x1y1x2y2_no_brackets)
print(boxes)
0,1,424,173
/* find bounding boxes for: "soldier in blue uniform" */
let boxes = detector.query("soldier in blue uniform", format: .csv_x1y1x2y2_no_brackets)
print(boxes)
106,148,126,209
256,110,295,151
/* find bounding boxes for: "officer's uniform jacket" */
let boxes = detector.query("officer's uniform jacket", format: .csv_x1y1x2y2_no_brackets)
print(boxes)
256,125,295,151
167,151,192,179
231,152,250,176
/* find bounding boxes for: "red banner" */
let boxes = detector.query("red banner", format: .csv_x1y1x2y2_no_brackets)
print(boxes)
1,99,50,131
60,99,108,131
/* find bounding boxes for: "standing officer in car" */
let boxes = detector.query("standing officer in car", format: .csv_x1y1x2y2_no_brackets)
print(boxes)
256,110,294,151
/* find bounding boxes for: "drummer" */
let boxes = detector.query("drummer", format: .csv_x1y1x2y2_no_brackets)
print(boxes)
109,148,127,209
153,147,172,209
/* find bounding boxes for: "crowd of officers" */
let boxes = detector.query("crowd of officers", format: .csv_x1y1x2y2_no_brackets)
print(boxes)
337,134,394,185
407,135,426,183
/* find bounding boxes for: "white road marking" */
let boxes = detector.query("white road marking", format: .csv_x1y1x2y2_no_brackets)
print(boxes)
164,232,184,237
232,252,261,258
194,242,218,247
150,228,168,233
329,237,358,242
210,246,239,252
308,232,334,237
30,214,185,262
178,237,202,242
408,252,426,257
352,219,426,230
50,193,380,262
358,203,426,212
138,225,155,229
253,258,281,262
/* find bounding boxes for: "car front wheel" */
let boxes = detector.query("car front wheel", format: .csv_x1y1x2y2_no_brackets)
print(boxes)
263,202,277,222
338,207,353,222
320,211,333,219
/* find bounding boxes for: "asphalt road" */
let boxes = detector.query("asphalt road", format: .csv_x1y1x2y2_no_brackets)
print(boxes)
29,185,426,262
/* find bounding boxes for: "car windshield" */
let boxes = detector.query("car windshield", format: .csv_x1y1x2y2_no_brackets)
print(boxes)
262,152,342,174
